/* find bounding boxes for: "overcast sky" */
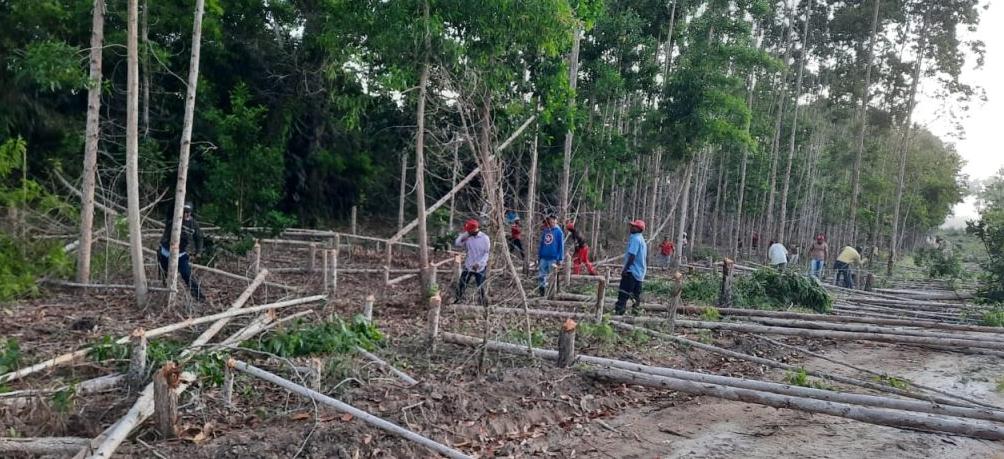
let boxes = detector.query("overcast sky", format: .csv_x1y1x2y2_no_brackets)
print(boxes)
915,1,1003,228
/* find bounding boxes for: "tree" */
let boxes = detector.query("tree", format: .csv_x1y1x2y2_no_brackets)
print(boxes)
125,0,148,307
77,0,105,284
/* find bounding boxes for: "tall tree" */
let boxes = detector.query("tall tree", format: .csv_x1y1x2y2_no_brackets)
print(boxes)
125,0,148,306
849,0,882,243
77,0,105,284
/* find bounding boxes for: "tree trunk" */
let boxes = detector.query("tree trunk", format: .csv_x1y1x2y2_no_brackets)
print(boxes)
398,151,408,232
125,0,148,307
560,28,582,225
166,0,206,309
415,5,432,304
77,0,105,284
888,18,928,276
732,77,756,259
779,4,810,245
850,0,882,243
764,2,798,241
140,0,150,138
525,123,539,274
448,141,459,232
672,161,693,269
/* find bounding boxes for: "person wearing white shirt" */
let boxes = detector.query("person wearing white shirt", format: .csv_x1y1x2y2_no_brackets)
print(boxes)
767,240,788,271
454,219,490,304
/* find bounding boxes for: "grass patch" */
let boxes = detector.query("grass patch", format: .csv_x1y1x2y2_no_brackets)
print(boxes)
872,374,911,390
784,367,832,390
699,306,721,321
507,327,547,347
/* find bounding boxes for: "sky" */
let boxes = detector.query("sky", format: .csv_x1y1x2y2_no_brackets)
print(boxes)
914,1,1004,228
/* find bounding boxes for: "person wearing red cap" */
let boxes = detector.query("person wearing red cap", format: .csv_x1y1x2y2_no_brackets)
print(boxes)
453,219,490,304
565,221,597,276
614,219,647,315
808,233,828,279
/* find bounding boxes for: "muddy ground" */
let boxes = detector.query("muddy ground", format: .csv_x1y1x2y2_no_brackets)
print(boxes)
3,242,1004,458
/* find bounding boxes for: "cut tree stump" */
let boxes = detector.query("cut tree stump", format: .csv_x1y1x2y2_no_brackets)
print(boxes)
558,319,577,367
153,362,180,438
126,328,147,390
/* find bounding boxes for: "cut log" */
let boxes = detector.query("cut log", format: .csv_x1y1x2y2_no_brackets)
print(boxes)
228,359,471,459
355,347,418,386
738,317,1004,344
588,368,1004,440
0,437,91,455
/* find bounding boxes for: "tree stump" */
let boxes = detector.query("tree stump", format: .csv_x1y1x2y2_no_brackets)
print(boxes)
350,205,358,235
223,364,235,409
668,271,684,334
427,293,442,351
864,272,875,292
330,240,339,294
557,319,576,367
717,258,734,308
363,294,375,322
126,328,147,391
594,275,607,323
153,362,181,439
252,240,261,276
322,249,330,291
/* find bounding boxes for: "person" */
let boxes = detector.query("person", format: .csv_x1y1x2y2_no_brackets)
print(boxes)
508,217,524,258
834,245,864,288
454,219,490,304
789,247,800,268
767,239,788,271
157,202,205,302
659,237,675,267
751,231,760,251
565,221,597,275
808,234,828,279
614,220,648,315
537,214,565,296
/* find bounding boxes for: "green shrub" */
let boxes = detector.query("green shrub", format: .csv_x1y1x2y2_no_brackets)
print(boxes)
578,320,617,345
691,247,719,262
0,234,74,301
872,374,910,390
980,306,1004,327
243,315,384,358
507,327,547,347
785,367,832,390
738,269,832,313
0,338,21,377
699,306,721,321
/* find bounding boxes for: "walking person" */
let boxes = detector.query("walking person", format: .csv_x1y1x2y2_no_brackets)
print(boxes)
454,219,490,304
537,214,564,296
767,239,788,271
565,221,597,275
508,217,524,259
157,202,206,302
808,234,828,279
834,245,864,288
614,220,647,315
658,237,675,267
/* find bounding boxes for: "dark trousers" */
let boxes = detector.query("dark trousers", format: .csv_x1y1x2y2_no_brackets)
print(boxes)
834,261,853,288
508,238,525,258
614,272,643,315
157,247,204,301
456,269,486,305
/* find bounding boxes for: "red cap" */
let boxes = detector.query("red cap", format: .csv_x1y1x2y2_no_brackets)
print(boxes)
629,219,646,231
463,219,479,232
565,221,575,231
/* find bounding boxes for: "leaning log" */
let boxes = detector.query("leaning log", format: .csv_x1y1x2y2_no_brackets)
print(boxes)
228,359,471,459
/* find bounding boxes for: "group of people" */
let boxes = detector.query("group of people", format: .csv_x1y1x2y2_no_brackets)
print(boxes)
455,213,648,315
765,234,867,288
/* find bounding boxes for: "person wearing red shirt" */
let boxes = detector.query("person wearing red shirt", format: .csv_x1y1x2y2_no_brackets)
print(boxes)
507,217,524,258
658,237,675,267
565,221,597,275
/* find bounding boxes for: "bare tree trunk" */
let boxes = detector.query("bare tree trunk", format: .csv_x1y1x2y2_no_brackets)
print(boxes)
398,151,408,232
648,150,661,236
166,0,206,309
850,0,882,243
779,3,810,245
711,152,726,250
525,123,539,274
125,0,148,307
448,141,459,233
77,0,105,284
888,18,928,276
732,77,755,259
140,0,150,138
415,57,432,304
764,2,797,240
560,28,582,225
672,161,693,269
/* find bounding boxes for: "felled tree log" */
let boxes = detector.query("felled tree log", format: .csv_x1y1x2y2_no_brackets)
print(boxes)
0,437,91,455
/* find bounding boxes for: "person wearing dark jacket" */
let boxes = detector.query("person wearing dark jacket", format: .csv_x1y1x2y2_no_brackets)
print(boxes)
157,202,205,301
565,222,597,275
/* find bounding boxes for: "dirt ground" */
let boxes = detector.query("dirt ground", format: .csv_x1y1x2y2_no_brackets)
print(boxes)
4,242,1004,458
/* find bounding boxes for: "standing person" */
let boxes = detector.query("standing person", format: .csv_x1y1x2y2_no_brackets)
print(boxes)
767,239,788,271
508,217,524,259
834,245,864,288
789,247,800,268
614,220,647,315
157,202,205,302
454,219,490,304
659,237,675,267
537,214,564,296
751,231,760,252
565,221,597,275
808,234,828,279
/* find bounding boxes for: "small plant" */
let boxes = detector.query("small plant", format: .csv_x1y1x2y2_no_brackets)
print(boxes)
696,330,714,344
507,327,547,347
0,338,21,374
50,384,76,413
785,367,832,390
872,374,910,390
88,335,130,364
243,314,384,358
578,320,617,345
627,329,650,344
700,306,721,322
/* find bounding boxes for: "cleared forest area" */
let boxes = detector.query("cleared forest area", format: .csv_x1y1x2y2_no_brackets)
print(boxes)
2,0,1004,457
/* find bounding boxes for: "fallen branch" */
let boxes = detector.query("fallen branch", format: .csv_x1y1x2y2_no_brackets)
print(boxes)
355,347,418,385
0,437,91,455
228,359,470,458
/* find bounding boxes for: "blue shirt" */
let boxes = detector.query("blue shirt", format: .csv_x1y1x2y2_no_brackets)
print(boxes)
624,233,647,281
538,226,565,261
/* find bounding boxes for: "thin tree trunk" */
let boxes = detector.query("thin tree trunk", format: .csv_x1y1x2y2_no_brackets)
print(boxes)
398,151,408,232
765,2,798,240
850,0,882,243
448,141,459,232
125,0,148,307
77,0,105,284
672,161,694,269
525,122,539,274
141,0,150,138
732,77,756,259
779,4,810,245
560,28,582,225
166,0,206,309
888,18,928,276
414,9,432,305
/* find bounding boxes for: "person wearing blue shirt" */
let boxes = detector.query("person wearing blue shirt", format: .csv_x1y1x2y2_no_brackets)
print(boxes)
614,219,648,315
537,214,565,296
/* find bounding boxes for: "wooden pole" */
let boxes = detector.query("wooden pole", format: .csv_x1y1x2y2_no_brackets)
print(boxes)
557,319,576,367
126,328,147,390
252,240,261,276
331,235,340,294
309,243,317,272
228,359,471,459
152,362,179,439
322,249,329,291
363,294,374,322
594,274,607,322
350,205,358,235
717,258,734,308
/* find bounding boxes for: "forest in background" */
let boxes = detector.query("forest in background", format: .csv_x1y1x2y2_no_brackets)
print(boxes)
1,0,999,301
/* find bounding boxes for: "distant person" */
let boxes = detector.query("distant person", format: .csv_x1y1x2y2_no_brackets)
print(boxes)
659,237,675,267
834,245,864,288
808,234,828,279
789,246,800,267
565,221,597,275
157,202,205,302
614,220,647,315
751,231,760,251
767,240,788,271
537,214,565,296
454,219,490,304
508,217,524,259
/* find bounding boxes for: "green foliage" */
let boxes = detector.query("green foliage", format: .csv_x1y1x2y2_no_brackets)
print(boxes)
50,384,76,413
10,40,89,92
738,270,832,313
243,315,384,358
88,335,130,364
785,368,831,390
507,328,547,347
0,338,22,376
872,374,910,390
691,247,719,262
913,246,964,280
577,319,617,345
968,171,1004,303
0,234,74,301
979,306,1004,328
699,306,721,322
